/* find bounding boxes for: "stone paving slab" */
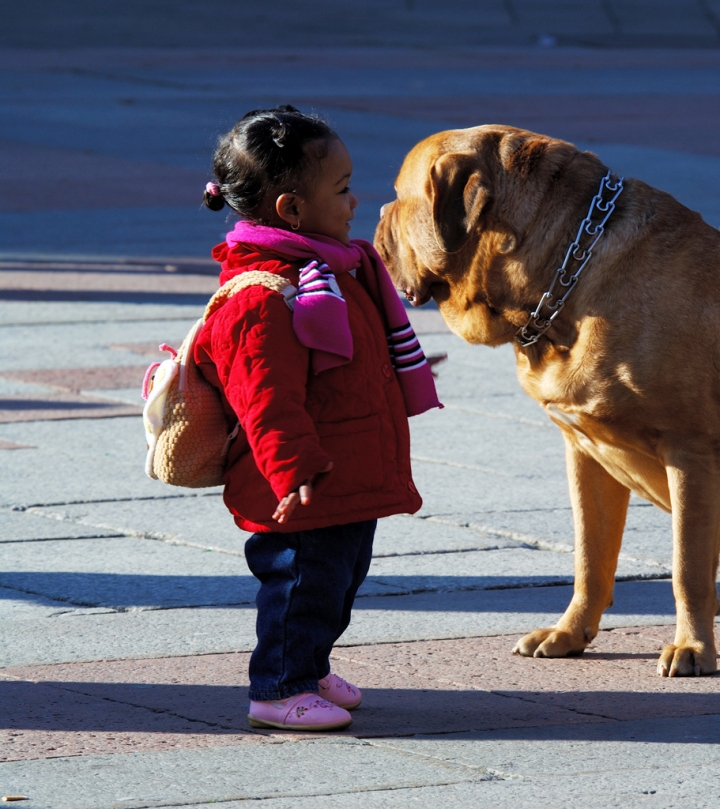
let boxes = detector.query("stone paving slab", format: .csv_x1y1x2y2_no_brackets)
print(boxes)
0,738,486,809
0,605,253,668
0,418,177,508
374,515,522,557
0,301,204,326
25,496,245,552
0,580,681,668
356,718,720,809
0,379,63,398
0,530,669,612
3,745,720,809
0,509,122,542
0,536,257,609
0,318,197,373
415,339,557,421
444,502,675,566
409,402,565,480
0,536,408,609
366,547,665,592
384,714,720,771
141,767,720,809
411,461,570,516
0,586,91,620
24,499,523,557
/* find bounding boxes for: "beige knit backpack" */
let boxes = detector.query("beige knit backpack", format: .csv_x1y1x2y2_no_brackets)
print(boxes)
142,272,295,488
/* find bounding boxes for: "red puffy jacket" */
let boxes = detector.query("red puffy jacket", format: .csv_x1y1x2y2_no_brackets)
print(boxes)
194,244,422,533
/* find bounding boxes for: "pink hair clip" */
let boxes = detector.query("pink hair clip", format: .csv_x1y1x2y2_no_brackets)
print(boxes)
205,182,220,197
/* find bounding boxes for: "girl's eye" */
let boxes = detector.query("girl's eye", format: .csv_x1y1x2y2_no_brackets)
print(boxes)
340,186,351,194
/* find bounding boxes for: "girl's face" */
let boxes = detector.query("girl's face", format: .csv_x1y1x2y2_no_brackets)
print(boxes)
289,139,359,244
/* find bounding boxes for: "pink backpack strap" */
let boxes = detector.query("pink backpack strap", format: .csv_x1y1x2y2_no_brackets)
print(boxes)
141,344,179,401
141,363,161,401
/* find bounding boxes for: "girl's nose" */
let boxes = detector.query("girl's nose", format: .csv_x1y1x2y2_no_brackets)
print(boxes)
350,192,359,210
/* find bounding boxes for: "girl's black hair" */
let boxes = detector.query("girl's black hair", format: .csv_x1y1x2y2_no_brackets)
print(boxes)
203,105,337,220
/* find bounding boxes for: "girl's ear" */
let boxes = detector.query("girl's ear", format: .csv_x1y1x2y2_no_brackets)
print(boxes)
276,193,301,228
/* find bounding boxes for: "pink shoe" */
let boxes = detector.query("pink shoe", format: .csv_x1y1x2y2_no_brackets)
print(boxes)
248,693,352,731
318,673,362,710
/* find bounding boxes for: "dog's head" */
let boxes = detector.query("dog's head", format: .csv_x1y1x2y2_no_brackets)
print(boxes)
375,125,600,346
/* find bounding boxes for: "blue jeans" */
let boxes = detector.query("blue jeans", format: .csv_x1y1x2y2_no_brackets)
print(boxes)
244,519,376,701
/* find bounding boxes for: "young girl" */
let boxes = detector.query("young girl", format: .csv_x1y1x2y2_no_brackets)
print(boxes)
197,105,440,731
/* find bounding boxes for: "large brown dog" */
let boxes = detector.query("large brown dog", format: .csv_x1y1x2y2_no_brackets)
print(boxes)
374,125,720,677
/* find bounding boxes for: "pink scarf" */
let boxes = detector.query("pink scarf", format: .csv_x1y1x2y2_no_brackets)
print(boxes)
226,221,441,417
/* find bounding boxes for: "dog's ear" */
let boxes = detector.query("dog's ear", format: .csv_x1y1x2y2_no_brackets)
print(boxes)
430,153,490,253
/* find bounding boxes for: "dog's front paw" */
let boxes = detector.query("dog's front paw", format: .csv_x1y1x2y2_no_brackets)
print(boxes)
657,644,718,677
512,628,587,658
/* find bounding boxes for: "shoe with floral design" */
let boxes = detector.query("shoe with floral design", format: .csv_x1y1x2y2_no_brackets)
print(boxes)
248,692,352,731
318,672,362,710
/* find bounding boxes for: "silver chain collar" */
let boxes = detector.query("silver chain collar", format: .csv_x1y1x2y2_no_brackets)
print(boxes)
516,171,624,348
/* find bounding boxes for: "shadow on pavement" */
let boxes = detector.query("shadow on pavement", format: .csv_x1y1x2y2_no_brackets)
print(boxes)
1,680,718,741
0,573,677,613
0,289,211,306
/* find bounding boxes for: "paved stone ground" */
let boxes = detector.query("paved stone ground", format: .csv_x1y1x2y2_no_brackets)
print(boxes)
1,3,720,808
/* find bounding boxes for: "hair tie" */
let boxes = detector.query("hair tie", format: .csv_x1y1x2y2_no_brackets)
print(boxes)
206,182,221,197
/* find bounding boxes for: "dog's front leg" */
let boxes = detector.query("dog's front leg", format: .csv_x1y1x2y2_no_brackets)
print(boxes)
514,438,630,658
657,461,719,677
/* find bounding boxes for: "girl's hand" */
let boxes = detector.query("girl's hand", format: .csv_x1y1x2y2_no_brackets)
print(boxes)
272,462,333,524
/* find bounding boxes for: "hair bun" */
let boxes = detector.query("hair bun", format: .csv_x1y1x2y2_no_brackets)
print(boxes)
203,182,225,212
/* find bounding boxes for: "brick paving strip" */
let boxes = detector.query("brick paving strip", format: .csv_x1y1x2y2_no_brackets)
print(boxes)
2,627,718,762
0,361,149,425
0,367,150,393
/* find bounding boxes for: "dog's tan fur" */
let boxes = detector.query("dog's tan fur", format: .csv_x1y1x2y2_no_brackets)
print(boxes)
375,125,720,676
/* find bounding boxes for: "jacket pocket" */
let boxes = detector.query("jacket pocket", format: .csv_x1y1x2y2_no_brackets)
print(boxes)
316,414,385,495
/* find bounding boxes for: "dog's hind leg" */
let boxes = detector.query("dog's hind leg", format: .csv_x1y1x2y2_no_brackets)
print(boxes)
513,439,630,659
